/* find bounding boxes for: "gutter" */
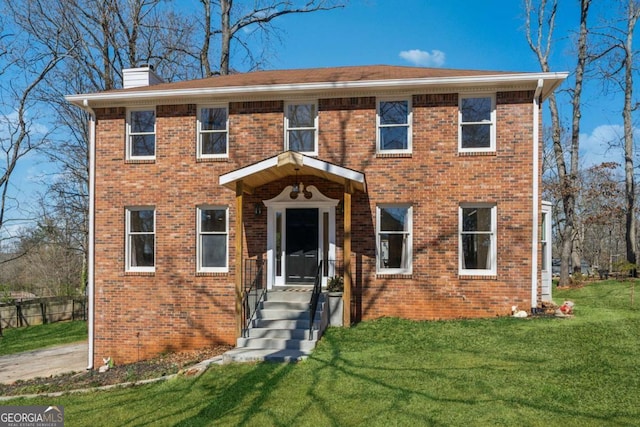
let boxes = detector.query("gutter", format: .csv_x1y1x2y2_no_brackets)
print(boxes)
82,99,96,370
65,72,569,106
531,79,543,310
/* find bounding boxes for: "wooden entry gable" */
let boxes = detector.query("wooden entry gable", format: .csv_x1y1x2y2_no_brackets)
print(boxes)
219,152,366,336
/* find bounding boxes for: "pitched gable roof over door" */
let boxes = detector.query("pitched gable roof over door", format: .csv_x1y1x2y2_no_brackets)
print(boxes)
219,151,366,194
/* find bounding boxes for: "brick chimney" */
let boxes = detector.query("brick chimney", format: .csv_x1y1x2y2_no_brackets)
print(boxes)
122,65,164,89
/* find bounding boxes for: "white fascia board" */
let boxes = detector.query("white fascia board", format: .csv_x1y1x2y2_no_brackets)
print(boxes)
219,156,279,185
304,156,365,184
65,72,569,107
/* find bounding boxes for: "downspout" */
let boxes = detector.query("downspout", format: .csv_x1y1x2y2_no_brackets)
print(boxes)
531,79,543,310
83,99,96,370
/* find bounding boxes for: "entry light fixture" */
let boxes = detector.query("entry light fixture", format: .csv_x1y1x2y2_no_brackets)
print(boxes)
254,203,262,216
292,167,300,194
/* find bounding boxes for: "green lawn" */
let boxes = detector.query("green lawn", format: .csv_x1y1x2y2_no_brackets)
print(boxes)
0,321,87,356
7,281,640,426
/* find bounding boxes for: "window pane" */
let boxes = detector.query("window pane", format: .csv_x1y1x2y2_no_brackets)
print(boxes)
201,107,227,130
130,210,154,232
201,209,226,232
380,101,408,125
131,110,155,133
380,207,408,232
380,127,408,150
461,124,490,149
462,234,491,270
202,234,226,267
462,207,491,232
288,129,315,152
202,133,227,155
131,134,155,157
379,233,408,269
288,104,315,127
130,235,154,267
461,97,491,122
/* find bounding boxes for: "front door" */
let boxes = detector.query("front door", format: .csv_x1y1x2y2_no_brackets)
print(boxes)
285,208,319,283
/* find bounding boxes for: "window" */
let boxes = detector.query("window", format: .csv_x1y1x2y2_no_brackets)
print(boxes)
198,105,228,158
377,99,411,153
285,102,317,154
459,94,495,152
127,108,156,159
197,206,228,272
377,205,412,274
459,204,497,275
126,208,155,272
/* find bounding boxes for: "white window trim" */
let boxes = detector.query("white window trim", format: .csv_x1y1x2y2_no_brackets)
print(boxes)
458,93,496,153
459,203,497,276
376,204,413,275
125,206,156,272
284,100,318,155
197,205,229,273
376,98,412,154
197,104,229,159
126,107,156,160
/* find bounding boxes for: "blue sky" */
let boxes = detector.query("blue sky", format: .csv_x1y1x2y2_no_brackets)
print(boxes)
7,0,626,236
272,0,624,168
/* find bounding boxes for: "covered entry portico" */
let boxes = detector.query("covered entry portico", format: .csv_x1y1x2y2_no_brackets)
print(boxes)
219,151,366,335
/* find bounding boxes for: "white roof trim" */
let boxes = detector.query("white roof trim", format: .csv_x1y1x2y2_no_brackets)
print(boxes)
66,72,569,106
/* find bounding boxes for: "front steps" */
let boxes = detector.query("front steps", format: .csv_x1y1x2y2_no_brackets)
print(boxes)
222,289,328,363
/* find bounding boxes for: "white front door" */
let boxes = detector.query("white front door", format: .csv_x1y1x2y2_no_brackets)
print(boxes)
264,185,338,289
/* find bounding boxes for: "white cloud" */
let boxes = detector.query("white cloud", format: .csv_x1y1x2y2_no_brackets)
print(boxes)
399,49,446,67
579,124,625,168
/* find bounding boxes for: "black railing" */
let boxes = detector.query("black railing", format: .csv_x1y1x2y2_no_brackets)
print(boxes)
242,259,267,338
308,261,324,340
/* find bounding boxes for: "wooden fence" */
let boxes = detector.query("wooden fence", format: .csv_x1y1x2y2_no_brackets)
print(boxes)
0,297,87,333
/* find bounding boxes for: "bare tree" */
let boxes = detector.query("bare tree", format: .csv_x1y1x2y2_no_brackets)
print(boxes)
597,1,640,274
199,0,346,76
525,0,592,285
0,8,66,251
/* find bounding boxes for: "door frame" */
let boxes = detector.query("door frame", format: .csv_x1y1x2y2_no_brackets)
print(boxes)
264,184,339,289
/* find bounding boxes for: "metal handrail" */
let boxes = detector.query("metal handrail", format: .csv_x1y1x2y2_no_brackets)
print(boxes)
308,261,324,340
242,259,266,338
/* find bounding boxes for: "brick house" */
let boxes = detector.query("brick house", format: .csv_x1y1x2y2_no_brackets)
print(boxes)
66,65,565,366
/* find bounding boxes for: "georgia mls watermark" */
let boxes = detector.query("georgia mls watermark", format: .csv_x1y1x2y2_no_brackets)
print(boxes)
0,406,64,427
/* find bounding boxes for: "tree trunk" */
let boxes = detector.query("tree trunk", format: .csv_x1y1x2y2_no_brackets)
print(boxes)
623,0,638,275
219,0,232,75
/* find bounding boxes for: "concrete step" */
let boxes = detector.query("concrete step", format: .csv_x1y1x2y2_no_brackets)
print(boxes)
266,290,313,303
256,308,321,321
261,300,310,311
236,337,317,351
244,327,316,340
252,318,314,330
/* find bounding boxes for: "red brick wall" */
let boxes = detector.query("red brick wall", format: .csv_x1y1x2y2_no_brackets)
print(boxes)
92,90,539,365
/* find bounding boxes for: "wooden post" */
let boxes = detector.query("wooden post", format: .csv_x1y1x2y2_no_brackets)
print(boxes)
343,181,352,327
235,181,244,338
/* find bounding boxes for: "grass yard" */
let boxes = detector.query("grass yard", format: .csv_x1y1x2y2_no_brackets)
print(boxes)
0,321,87,356
6,281,640,426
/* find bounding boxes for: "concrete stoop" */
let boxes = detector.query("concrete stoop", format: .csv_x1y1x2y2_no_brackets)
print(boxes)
222,289,328,363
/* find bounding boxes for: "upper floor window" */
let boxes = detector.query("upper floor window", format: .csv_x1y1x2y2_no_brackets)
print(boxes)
459,94,496,152
459,204,497,276
285,102,317,155
376,204,412,274
126,207,155,272
127,108,156,159
197,206,228,272
198,105,228,158
377,99,412,153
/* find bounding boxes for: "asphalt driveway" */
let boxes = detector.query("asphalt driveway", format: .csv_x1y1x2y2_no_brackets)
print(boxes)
0,342,88,384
